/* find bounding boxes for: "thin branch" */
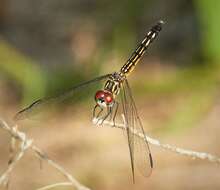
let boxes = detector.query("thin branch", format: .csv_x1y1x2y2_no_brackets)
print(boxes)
0,118,90,190
36,182,73,190
30,146,90,190
93,116,220,164
1,113,219,190
0,132,32,185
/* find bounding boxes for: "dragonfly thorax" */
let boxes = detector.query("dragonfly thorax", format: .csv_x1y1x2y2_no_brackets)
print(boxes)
104,72,125,95
95,90,114,107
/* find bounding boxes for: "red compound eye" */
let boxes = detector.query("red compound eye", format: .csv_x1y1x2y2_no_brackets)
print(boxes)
105,93,113,104
95,90,113,105
95,90,105,100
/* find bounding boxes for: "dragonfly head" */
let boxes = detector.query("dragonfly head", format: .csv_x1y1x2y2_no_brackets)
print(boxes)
95,90,114,107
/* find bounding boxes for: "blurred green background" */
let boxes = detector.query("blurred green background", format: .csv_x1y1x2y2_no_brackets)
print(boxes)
0,0,220,190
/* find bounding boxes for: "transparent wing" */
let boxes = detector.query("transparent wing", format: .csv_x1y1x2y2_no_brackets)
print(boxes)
120,79,153,181
14,74,111,121
120,81,135,182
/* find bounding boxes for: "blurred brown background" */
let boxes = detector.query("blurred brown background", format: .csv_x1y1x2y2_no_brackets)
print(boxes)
0,0,220,189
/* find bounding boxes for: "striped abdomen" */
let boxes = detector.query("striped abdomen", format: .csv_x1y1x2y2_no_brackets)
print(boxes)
120,20,164,75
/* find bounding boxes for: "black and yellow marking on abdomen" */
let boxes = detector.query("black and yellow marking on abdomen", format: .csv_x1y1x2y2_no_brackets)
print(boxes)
120,20,164,76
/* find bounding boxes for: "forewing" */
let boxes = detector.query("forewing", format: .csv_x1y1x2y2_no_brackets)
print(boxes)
14,74,111,121
121,79,153,179
120,81,135,182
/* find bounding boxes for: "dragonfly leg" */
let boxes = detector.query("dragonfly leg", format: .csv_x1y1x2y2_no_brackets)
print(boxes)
109,104,114,121
93,104,114,126
93,104,104,125
112,101,119,127
93,104,104,118
96,107,104,119
93,104,99,118
99,106,111,125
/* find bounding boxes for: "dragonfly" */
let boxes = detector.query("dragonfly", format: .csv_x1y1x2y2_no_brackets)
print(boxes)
14,20,164,181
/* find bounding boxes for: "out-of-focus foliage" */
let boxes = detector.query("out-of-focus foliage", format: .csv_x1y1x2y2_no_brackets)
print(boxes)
195,0,220,62
0,39,46,103
132,63,220,133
